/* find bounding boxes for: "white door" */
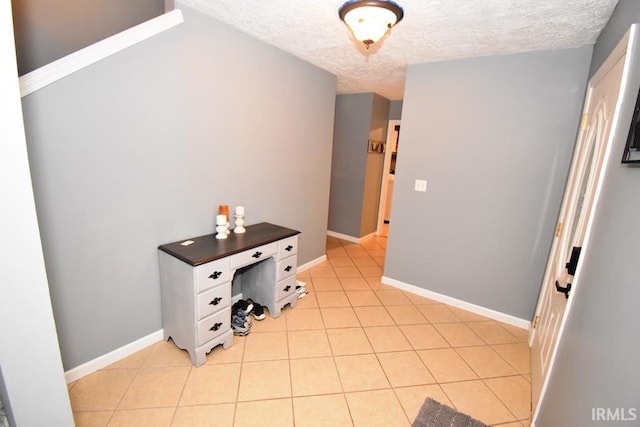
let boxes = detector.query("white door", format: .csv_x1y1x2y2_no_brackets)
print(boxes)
377,120,400,237
530,32,632,418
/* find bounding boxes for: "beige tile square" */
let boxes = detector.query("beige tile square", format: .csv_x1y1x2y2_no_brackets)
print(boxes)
456,346,517,378
106,347,151,369
316,291,351,308
366,248,386,258
118,366,190,409
492,343,531,374
68,369,137,411
309,266,337,279
293,394,353,427
377,351,435,387
364,326,412,352
179,364,241,405
327,328,373,355
312,277,343,291
143,340,192,367
237,360,291,401
206,335,246,364
290,357,343,396
441,380,515,425
417,348,477,383
399,324,450,350
345,389,410,427
172,403,235,427
340,277,371,290
485,376,532,420
365,277,386,290
386,305,428,325
350,256,379,266
374,289,411,305
334,266,363,278
346,290,382,306
447,306,492,322
243,331,289,361
286,307,325,330
107,408,174,427
433,323,485,347
321,307,361,328
353,306,394,326
501,323,530,342
394,385,452,423
345,246,369,258
334,354,390,392
467,321,519,344
417,304,461,323
72,410,112,427
327,246,349,258
288,330,332,359
294,293,319,309
329,257,356,267
358,266,384,277
250,312,287,332
235,399,293,427
404,293,439,305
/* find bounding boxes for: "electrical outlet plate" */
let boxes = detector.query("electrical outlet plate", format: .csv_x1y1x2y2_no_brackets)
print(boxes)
414,179,427,192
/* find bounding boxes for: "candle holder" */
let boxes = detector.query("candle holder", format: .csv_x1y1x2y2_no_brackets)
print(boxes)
215,214,228,239
234,214,246,233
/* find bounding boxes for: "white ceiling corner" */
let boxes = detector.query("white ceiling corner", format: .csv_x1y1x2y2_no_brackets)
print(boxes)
177,0,619,100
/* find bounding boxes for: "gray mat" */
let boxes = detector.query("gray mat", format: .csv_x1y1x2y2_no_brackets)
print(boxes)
412,398,489,427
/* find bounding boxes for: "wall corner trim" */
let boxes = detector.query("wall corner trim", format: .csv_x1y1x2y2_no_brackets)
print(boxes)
64,329,163,383
19,9,184,97
327,230,376,244
381,275,532,330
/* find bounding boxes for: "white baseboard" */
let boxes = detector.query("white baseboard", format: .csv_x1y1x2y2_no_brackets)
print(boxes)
382,276,531,330
327,230,375,244
64,329,164,383
297,255,327,272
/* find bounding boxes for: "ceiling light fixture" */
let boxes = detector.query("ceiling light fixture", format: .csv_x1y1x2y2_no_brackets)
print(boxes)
338,0,404,49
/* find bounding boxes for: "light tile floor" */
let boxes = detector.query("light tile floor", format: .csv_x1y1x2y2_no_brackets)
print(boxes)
69,234,532,426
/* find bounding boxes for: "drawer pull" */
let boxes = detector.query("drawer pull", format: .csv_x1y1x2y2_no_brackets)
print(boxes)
209,297,223,306
284,265,293,272
208,271,222,280
252,251,263,259
209,322,223,332
285,245,293,252
283,285,291,292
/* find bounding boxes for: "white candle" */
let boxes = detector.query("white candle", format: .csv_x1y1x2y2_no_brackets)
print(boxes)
216,214,226,225
235,206,245,216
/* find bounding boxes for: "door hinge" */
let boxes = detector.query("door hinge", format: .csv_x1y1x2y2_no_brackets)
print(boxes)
581,114,588,130
533,315,540,329
555,222,564,237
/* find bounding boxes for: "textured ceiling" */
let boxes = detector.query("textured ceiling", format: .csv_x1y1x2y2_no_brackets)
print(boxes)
177,0,618,100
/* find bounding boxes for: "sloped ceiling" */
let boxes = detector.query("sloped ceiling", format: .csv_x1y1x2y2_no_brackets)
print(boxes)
178,0,618,100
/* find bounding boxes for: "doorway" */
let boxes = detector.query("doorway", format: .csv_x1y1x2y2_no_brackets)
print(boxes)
377,120,400,237
529,28,635,422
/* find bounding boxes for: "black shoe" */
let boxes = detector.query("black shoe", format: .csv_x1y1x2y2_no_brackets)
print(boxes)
247,299,266,320
233,299,254,316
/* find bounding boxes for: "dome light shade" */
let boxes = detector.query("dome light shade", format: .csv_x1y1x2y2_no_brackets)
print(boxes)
338,0,404,49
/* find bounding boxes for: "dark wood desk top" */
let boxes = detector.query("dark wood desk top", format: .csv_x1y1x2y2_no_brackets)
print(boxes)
158,222,300,266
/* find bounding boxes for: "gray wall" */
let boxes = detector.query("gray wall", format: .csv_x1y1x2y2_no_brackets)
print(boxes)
1,2,73,424
389,100,403,120
11,0,165,75
328,93,390,238
384,47,592,320
21,5,336,370
537,1,640,424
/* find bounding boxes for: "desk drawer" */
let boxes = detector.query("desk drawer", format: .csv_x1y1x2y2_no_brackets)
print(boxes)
197,307,231,346
276,256,297,281
278,236,298,259
230,242,277,269
197,283,231,320
196,258,230,293
277,276,297,301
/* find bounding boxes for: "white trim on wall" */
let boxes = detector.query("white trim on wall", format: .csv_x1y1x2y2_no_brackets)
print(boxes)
327,230,376,244
64,330,164,383
19,9,184,97
382,275,532,330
